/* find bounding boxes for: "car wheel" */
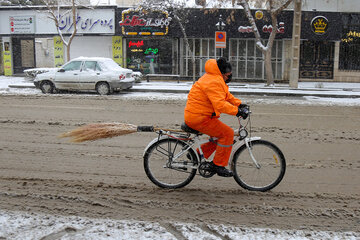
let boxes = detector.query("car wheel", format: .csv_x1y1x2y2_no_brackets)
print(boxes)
40,80,54,94
96,82,111,95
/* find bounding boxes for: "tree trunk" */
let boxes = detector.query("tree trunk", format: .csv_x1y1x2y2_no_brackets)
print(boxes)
264,50,274,86
174,15,196,83
66,0,77,61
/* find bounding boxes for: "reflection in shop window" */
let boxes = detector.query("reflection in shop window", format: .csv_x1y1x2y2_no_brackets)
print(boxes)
229,39,283,80
340,14,360,71
126,39,173,74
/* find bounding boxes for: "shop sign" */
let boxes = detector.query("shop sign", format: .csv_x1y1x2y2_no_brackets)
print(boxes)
58,14,113,33
144,48,158,55
341,30,360,43
112,36,123,66
53,37,64,68
215,31,226,48
129,40,144,48
119,7,172,36
9,16,35,34
3,42,12,76
238,22,285,34
255,11,264,20
311,16,328,35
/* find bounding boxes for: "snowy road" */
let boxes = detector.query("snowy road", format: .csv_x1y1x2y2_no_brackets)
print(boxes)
0,77,360,239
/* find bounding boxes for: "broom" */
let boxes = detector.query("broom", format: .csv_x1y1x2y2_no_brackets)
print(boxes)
59,122,181,143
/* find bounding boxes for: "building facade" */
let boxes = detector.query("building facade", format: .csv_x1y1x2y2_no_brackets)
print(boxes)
0,3,359,82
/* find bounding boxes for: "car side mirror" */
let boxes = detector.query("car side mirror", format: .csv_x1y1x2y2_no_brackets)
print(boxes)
58,69,65,72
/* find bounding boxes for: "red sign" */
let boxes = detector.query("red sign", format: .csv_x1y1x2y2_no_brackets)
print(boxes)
129,40,144,48
215,31,226,48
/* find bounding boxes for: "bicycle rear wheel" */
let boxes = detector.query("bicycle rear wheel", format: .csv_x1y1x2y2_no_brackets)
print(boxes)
232,139,286,192
144,138,198,189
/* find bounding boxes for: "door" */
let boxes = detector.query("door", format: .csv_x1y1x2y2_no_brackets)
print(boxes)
12,38,35,74
79,61,102,90
55,60,82,89
299,41,334,79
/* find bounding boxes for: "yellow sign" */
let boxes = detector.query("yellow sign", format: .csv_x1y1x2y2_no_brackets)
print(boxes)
53,36,64,68
3,42,12,76
255,10,264,20
112,36,123,67
341,30,360,43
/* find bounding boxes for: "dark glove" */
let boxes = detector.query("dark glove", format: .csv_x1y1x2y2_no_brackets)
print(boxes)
238,103,248,109
236,104,250,119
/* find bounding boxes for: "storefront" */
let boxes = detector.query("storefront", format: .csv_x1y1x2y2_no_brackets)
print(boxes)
115,7,179,74
178,9,293,80
0,6,116,75
299,12,341,79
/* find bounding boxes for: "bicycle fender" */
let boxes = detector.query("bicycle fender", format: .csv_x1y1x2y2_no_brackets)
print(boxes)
143,136,166,157
229,136,262,160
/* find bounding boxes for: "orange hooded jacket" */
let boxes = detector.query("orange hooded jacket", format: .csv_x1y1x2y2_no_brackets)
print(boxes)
184,59,241,118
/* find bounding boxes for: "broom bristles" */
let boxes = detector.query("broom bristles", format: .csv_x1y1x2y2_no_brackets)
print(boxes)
59,122,138,142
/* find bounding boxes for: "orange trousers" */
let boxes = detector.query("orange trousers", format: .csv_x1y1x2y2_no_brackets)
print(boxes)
184,112,234,167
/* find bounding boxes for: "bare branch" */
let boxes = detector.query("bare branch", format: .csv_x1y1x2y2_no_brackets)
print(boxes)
273,0,293,16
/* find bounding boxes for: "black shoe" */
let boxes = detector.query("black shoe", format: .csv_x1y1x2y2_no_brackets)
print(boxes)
210,162,233,177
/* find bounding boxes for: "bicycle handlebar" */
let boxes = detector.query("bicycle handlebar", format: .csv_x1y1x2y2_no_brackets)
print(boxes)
237,106,251,120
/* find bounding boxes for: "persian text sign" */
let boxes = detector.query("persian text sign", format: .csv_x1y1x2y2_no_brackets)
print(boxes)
57,9,114,34
119,8,171,36
53,37,64,68
112,36,123,67
3,42,12,76
9,16,35,34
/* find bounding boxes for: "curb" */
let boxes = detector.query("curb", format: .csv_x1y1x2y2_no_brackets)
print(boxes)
127,88,360,98
8,84,360,98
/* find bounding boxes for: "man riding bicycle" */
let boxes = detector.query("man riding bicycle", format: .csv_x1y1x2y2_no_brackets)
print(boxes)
184,57,248,177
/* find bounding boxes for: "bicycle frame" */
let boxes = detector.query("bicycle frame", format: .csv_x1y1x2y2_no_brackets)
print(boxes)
143,128,262,170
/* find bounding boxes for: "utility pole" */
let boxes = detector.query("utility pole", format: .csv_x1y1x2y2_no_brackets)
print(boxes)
289,0,302,88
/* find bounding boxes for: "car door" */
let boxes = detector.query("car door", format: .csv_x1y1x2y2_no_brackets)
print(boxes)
55,60,82,90
79,61,102,90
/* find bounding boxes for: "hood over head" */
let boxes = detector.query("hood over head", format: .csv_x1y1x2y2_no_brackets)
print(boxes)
204,59,222,75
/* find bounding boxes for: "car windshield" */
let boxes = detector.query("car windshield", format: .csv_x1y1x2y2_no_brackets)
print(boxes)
99,59,123,71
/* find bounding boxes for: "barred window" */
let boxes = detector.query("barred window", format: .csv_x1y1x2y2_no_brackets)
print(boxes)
339,42,360,70
339,13,360,71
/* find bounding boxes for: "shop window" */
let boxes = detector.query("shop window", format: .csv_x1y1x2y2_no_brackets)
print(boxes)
229,39,283,80
339,13,360,71
126,39,173,74
339,42,360,71
181,38,216,77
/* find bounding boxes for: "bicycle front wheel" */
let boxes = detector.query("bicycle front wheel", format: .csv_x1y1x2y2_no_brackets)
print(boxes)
232,139,286,192
144,138,198,189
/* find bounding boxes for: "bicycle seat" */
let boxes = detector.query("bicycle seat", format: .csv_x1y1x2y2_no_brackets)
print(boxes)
181,123,200,134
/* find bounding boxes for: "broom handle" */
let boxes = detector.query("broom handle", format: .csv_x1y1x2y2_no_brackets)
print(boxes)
137,125,241,136
137,126,184,132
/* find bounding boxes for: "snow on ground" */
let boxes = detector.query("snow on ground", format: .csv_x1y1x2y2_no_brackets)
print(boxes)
1,76,360,106
1,75,360,239
0,209,359,240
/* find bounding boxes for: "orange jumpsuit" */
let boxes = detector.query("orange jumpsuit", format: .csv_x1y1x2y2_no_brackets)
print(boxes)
184,59,242,167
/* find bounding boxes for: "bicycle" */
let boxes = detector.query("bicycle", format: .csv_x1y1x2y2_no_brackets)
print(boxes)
142,106,286,192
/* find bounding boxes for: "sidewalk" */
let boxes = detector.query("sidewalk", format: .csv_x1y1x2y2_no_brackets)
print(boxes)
130,81,360,98
3,76,360,98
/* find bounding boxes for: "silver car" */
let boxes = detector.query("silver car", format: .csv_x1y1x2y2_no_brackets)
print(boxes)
34,57,135,95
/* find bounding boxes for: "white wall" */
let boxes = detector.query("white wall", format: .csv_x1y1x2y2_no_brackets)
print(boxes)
302,0,358,12
69,36,113,60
